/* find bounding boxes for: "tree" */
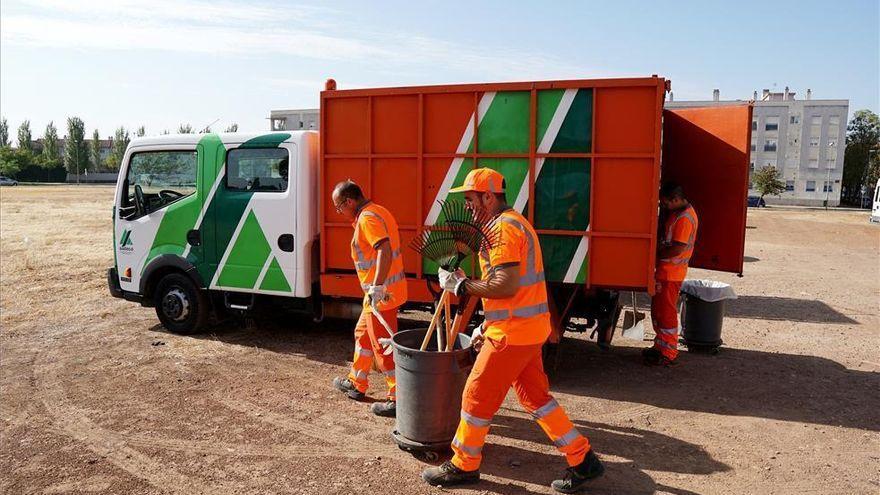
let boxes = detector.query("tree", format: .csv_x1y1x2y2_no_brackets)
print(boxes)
136,125,146,137
161,129,170,135
753,166,785,200
41,121,61,169
17,120,33,153
106,126,130,171
842,110,880,205
0,147,37,178
225,123,239,133
198,125,211,134
64,117,90,177
91,129,103,170
178,123,193,134
0,117,9,147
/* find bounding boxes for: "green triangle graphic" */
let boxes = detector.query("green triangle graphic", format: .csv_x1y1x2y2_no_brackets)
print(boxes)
259,256,292,292
217,210,272,288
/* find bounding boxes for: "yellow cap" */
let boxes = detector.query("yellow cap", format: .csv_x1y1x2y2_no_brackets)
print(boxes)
449,168,506,194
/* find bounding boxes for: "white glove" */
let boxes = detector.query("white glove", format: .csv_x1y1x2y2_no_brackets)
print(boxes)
471,323,483,340
438,267,467,296
367,284,388,304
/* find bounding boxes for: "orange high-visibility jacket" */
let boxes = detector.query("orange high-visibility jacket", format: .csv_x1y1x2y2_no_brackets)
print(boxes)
656,205,699,282
350,201,408,311
478,208,551,346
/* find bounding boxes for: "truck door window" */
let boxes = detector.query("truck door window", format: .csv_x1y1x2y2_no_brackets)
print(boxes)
121,150,197,218
226,148,289,192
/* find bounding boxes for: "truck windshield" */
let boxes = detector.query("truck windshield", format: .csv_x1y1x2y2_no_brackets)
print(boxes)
122,150,197,217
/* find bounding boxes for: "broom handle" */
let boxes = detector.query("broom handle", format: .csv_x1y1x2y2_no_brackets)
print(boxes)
446,295,480,351
420,291,448,351
443,295,452,350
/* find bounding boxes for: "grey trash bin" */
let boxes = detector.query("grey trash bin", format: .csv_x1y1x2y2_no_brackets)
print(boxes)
390,328,473,461
680,280,737,353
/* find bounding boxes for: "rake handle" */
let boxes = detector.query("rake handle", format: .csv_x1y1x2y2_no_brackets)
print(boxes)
420,291,448,351
446,294,480,351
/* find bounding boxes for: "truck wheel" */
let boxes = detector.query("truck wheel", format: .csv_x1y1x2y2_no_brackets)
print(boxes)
154,273,208,335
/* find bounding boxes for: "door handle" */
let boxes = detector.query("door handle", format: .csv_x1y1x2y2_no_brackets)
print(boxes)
278,234,294,252
186,229,201,246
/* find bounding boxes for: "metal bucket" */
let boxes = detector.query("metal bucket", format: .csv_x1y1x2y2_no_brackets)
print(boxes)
390,328,473,460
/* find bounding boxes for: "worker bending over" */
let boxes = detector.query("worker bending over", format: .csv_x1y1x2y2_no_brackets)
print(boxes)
644,181,699,366
421,168,604,493
330,180,407,417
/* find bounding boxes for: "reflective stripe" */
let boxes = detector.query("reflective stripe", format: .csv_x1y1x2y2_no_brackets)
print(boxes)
663,207,697,265
356,259,375,270
657,327,678,336
354,249,401,272
361,270,406,291
383,369,395,378
553,428,582,448
461,410,492,428
354,370,368,380
654,339,677,351
356,346,374,357
452,437,482,457
519,271,545,286
531,398,559,420
483,302,549,322
497,215,541,285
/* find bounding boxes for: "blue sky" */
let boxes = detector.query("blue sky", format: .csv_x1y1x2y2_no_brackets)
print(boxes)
1,0,877,141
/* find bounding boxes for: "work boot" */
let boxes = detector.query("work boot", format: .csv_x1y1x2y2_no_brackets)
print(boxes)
371,400,396,418
421,460,480,487
642,347,677,367
551,449,605,493
332,376,365,400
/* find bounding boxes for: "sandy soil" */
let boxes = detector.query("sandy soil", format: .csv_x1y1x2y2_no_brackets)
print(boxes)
1,185,878,495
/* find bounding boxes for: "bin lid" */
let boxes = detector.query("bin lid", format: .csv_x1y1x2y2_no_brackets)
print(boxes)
680,279,737,302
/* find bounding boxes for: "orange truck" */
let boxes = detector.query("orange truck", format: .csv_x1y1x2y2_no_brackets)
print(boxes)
109,76,751,344
318,76,751,345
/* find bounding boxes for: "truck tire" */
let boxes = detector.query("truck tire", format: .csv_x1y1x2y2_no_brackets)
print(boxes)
154,273,208,335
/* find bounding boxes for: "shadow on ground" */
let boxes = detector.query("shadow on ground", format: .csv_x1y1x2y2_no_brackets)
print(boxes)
550,336,878,432
725,295,857,324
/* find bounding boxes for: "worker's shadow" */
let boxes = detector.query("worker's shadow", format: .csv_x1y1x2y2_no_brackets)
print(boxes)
471,416,721,495
162,309,430,368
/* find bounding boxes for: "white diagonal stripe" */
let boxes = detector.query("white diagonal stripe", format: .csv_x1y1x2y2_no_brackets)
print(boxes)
210,201,254,289
425,92,496,225
564,230,589,283
182,167,226,259
513,88,577,214
252,254,275,290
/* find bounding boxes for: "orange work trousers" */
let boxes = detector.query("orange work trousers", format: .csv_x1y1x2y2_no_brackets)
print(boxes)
450,337,590,472
347,306,398,400
650,280,683,360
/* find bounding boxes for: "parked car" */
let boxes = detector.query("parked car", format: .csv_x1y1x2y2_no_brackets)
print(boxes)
747,195,766,207
0,176,18,186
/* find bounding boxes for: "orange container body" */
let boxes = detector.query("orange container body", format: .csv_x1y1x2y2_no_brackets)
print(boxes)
320,77,668,303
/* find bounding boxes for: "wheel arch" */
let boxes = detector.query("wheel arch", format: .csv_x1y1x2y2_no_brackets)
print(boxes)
140,254,206,301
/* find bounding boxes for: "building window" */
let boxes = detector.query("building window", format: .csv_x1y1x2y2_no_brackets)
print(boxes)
751,142,756,152
790,115,800,124
765,117,779,131
785,180,795,192
828,116,840,127
749,162,755,172
811,116,822,136
806,181,816,192
823,181,833,192
826,157,836,169
764,139,777,152
752,120,757,130
809,158,819,168
809,138,820,147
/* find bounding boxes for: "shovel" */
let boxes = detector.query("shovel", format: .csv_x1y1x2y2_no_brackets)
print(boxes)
620,291,647,341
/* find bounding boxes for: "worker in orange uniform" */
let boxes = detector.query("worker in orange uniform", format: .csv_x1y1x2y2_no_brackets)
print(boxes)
644,181,699,366
330,180,408,417
421,168,604,493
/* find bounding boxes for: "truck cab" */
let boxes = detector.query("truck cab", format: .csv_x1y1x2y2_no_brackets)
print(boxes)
108,131,319,333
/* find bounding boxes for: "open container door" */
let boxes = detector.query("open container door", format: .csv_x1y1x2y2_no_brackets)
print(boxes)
661,104,752,275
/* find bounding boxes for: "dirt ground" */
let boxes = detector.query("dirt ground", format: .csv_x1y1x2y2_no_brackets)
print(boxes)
1,185,878,495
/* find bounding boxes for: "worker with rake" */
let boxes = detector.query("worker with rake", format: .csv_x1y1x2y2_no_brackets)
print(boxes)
421,168,605,493
330,180,407,417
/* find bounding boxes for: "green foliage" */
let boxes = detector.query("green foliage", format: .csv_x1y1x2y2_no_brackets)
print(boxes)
41,121,61,168
0,146,38,177
136,125,146,137
753,166,786,199
843,110,880,200
0,117,9,147
91,129,103,170
178,123,193,134
17,120,32,153
225,123,239,133
106,126,130,171
64,117,90,174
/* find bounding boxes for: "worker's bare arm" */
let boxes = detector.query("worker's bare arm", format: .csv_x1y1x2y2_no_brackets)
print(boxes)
658,241,688,260
463,264,519,299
